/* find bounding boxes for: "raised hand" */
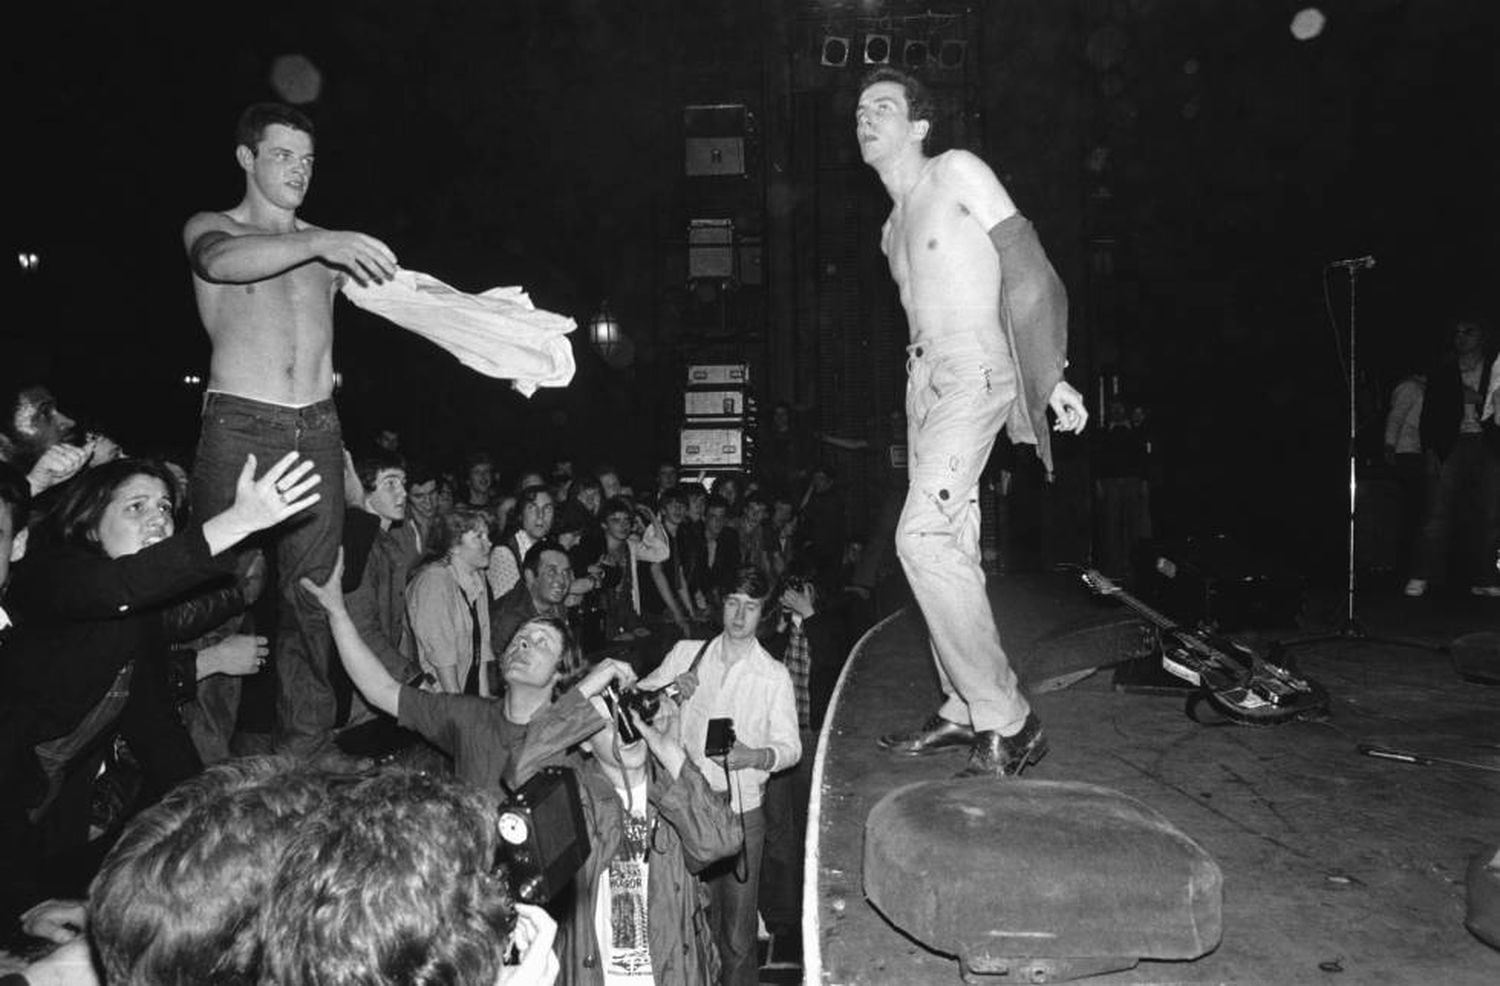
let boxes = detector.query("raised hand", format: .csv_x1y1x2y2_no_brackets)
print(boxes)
231,452,321,531
298,548,348,615
26,443,90,493
202,453,321,556
316,230,398,286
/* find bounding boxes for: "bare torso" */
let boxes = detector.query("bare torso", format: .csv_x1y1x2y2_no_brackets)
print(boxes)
882,151,1009,356
190,210,338,406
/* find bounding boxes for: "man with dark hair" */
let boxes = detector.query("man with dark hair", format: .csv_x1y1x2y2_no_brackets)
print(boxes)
332,451,420,730
490,539,573,665
691,494,741,613
490,484,555,599
182,100,398,759
1405,315,1500,597
638,565,801,986
88,756,344,986
856,67,1088,778
0,381,123,497
258,768,535,986
303,556,637,798
647,486,701,637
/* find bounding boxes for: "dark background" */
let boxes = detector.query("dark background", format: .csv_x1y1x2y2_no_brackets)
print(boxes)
8,0,1497,578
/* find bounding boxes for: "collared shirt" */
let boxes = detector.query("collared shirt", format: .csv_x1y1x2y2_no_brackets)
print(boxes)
639,636,801,813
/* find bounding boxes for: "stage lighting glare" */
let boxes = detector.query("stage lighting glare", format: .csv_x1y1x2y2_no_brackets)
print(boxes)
820,36,851,68
863,33,891,65
270,53,323,105
17,251,40,272
1290,8,1326,41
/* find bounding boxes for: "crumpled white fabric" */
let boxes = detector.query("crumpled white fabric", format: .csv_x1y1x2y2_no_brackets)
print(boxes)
341,268,576,397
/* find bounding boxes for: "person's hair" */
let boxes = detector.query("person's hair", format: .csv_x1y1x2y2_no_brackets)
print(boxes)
727,564,772,601
860,66,937,149
572,476,603,500
89,756,346,986
38,457,181,550
538,616,587,694
659,485,689,509
0,460,31,533
704,493,729,515
518,483,552,509
521,537,569,576
743,489,772,512
403,459,437,489
235,102,315,152
355,451,407,493
600,495,635,522
421,504,491,564
258,768,515,986
464,450,494,471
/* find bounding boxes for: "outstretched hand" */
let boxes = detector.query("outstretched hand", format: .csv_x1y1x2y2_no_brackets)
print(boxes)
1048,380,1089,434
318,230,398,287
298,548,348,615
231,452,322,531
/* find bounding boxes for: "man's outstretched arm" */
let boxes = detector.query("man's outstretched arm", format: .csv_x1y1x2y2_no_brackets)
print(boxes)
184,212,397,286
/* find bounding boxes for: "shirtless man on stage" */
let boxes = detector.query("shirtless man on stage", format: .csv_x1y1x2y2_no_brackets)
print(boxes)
857,68,1089,778
183,102,397,759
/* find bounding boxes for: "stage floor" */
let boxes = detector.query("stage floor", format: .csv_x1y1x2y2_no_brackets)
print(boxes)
808,573,1500,985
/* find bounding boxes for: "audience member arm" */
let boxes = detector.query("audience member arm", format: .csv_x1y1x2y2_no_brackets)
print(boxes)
300,551,402,716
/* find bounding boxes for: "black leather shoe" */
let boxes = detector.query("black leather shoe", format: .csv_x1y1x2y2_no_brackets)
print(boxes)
956,713,1049,779
878,714,976,756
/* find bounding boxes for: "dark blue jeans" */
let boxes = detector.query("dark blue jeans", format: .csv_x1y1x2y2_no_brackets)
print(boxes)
1412,436,1500,586
705,806,766,986
190,392,345,759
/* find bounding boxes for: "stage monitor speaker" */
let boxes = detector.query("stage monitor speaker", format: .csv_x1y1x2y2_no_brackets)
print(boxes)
688,219,735,279
681,426,746,468
686,364,749,386
685,136,745,176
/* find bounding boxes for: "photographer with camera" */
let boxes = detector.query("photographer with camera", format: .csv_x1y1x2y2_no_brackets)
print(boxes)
636,565,801,986
552,678,740,985
301,552,637,797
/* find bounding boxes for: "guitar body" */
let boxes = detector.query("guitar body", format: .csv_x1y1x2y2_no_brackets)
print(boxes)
1081,569,1330,727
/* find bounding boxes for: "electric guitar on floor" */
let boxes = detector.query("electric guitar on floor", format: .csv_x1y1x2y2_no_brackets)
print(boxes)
1079,568,1330,726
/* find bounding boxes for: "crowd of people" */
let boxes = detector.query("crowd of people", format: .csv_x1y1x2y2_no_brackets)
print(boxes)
0,92,884,986
0,370,869,986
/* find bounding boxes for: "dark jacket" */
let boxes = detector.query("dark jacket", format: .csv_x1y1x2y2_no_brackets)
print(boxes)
558,756,739,986
0,525,231,831
1420,355,1498,460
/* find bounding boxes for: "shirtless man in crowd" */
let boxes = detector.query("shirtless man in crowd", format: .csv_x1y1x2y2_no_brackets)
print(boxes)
856,68,1089,778
182,102,398,759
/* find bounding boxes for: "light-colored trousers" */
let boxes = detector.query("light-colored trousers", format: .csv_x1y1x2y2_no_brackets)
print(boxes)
896,343,1030,735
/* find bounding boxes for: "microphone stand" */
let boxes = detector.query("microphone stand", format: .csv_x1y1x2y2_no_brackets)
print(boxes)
1275,260,1444,658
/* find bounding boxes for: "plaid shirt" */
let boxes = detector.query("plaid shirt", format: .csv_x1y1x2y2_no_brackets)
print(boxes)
783,617,812,732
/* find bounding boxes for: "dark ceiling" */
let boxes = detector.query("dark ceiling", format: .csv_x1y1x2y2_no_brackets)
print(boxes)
8,1,1498,555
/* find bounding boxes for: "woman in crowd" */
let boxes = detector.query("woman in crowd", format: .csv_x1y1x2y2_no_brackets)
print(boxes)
0,452,320,854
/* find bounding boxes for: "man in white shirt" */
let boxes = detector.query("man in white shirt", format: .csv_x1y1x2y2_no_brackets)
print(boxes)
638,566,801,986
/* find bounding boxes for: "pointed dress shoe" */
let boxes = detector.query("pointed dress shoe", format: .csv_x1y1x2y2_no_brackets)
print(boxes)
877,714,976,756
956,712,1049,779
